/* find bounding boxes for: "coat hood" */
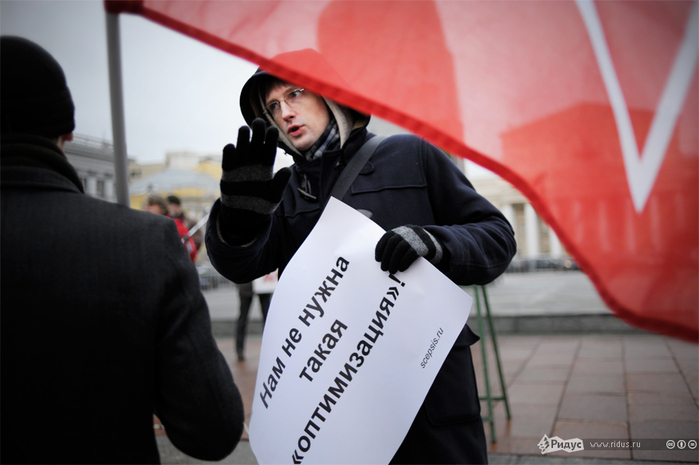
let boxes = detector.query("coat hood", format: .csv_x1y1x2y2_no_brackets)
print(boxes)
239,50,370,158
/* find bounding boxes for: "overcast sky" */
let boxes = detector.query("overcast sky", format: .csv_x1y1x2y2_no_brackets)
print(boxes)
0,0,494,179
1,0,259,163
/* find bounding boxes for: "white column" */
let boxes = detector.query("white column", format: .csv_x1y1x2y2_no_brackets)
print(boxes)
86,176,97,197
501,203,515,230
550,229,564,257
525,203,540,258
105,179,115,202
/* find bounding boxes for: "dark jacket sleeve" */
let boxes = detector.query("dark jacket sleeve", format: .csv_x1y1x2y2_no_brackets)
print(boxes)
154,219,245,460
205,199,280,284
421,141,517,285
206,136,517,286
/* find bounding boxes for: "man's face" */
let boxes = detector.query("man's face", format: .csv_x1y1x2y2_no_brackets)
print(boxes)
169,204,181,215
265,82,330,152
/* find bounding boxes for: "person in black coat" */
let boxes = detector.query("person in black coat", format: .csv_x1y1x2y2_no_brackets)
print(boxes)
0,36,244,464
235,281,272,361
206,50,516,464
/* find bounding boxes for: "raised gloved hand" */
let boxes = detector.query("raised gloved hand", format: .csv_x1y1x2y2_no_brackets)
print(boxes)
218,118,291,245
375,225,444,274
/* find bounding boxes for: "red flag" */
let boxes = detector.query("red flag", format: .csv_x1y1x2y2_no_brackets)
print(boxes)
106,0,698,342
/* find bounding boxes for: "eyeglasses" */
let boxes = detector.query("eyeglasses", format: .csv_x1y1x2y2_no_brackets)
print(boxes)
265,88,306,117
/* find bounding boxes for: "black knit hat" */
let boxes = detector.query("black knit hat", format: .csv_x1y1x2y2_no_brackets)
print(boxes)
167,195,181,205
1,36,75,138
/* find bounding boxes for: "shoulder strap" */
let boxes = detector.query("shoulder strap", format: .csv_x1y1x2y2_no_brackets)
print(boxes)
330,135,385,202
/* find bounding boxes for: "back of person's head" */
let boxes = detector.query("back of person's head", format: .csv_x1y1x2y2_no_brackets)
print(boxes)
1,36,75,139
146,195,169,215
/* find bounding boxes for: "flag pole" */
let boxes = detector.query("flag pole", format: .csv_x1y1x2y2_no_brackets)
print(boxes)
181,213,209,244
106,12,131,207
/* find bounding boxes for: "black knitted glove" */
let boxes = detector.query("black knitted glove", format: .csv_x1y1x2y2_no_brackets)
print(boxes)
375,225,444,274
218,118,291,245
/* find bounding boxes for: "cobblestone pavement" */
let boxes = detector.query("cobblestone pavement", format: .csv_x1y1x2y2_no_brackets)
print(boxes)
157,332,697,464
156,272,697,464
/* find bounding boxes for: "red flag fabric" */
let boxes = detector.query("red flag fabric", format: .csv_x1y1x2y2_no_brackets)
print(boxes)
105,0,698,342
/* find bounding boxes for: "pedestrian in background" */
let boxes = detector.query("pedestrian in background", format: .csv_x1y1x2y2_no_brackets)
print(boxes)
167,194,203,251
145,193,170,215
0,36,244,464
146,194,198,263
235,271,276,361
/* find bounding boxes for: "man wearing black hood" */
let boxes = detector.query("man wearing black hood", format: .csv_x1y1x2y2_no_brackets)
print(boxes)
1,36,244,464
206,50,516,464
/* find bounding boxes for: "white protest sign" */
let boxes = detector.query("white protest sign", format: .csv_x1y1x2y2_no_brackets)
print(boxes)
249,198,472,465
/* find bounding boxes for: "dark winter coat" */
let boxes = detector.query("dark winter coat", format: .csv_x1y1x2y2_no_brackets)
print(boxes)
1,135,244,464
207,119,516,463
207,128,515,285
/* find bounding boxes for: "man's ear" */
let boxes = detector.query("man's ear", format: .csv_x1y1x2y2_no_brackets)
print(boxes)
57,132,74,150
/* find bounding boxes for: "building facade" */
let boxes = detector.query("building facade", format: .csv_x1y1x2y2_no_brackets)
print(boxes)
468,176,567,261
63,134,119,203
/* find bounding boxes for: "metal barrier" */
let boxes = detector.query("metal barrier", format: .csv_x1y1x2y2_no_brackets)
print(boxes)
470,285,511,443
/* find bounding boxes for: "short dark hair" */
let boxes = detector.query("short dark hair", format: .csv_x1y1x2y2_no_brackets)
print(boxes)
258,75,289,103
